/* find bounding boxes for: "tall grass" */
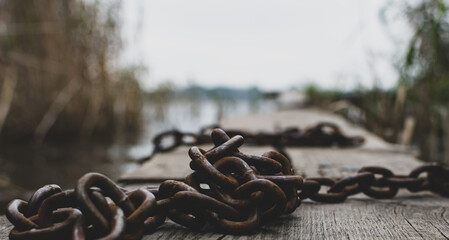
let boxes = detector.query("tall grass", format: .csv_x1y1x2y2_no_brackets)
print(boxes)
305,0,449,166
0,0,142,144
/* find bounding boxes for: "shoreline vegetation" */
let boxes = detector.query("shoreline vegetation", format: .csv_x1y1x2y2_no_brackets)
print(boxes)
0,0,271,146
305,0,449,166
1,0,448,168
0,0,143,144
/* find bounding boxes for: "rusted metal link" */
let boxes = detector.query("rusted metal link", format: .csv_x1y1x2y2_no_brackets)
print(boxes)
27,184,62,217
298,163,449,203
126,189,156,227
171,191,242,222
234,179,287,223
124,189,157,240
213,156,258,182
189,146,240,191
75,172,135,233
383,175,425,189
6,200,39,231
427,168,449,197
9,208,83,240
204,135,245,163
215,192,262,234
82,205,127,240
358,166,399,199
193,128,300,220
140,122,365,163
233,152,282,174
329,172,375,196
5,127,449,239
304,178,348,203
37,190,77,228
152,130,184,153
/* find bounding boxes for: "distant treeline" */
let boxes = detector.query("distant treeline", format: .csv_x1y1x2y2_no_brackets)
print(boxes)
173,86,264,99
144,83,267,102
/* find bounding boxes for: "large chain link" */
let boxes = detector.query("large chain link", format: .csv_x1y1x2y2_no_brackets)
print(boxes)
140,122,365,163
5,128,449,239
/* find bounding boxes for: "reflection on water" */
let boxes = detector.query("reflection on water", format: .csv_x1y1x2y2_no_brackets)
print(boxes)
129,97,276,158
0,97,276,211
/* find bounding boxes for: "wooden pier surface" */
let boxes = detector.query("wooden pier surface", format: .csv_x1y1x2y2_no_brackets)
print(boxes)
2,109,449,239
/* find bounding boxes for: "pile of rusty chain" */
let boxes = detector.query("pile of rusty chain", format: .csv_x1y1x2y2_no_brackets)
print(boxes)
141,122,365,163
5,128,449,239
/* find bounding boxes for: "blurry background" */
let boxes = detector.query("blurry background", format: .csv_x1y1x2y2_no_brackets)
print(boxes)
0,0,448,211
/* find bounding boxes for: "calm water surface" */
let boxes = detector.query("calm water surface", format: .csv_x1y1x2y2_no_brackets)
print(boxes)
0,98,276,211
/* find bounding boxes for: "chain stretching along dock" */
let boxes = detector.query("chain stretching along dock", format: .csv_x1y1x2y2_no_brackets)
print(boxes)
2,109,449,239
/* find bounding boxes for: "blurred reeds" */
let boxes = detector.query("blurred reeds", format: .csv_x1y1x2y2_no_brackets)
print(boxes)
0,0,142,144
305,0,449,166
400,0,449,165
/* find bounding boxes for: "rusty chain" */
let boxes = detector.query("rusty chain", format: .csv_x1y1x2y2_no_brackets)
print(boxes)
139,122,365,163
5,128,449,239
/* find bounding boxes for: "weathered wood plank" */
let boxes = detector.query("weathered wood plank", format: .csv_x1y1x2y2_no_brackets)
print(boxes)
120,146,199,182
119,145,277,182
0,215,12,240
220,109,394,151
241,196,449,240
138,194,448,239
120,108,390,182
2,108,448,239
1,193,448,240
288,148,422,178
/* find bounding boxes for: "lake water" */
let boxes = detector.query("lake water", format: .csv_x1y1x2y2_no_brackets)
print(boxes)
0,98,276,211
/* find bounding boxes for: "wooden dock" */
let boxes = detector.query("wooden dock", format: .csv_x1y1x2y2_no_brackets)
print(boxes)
2,108,449,239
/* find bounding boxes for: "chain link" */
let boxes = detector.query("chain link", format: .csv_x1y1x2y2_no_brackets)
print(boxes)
5,128,449,239
140,122,365,163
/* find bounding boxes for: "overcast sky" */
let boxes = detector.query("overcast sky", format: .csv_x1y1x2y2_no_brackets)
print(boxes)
119,0,410,91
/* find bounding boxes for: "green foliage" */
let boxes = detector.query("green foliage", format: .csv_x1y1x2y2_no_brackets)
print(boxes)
299,1,449,163
403,0,449,90
397,0,449,161
304,83,340,106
